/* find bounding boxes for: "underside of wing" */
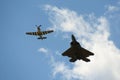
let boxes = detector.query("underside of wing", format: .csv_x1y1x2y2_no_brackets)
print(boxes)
26,32,39,36
62,47,74,57
80,47,94,57
41,30,54,35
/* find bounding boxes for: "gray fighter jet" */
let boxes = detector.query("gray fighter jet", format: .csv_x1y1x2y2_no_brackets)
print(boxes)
62,34,94,62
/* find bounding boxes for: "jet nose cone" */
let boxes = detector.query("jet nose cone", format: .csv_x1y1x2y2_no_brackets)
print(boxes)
71,34,76,41
72,34,74,38
72,34,74,37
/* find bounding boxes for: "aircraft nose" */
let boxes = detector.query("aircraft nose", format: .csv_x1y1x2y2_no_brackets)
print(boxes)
72,34,74,38
71,34,76,41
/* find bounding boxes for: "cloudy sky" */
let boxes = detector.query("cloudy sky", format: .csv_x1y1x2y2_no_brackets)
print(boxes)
0,0,120,80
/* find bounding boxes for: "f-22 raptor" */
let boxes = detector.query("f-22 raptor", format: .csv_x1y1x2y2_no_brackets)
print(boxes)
26,25,54,40
62,34,94,62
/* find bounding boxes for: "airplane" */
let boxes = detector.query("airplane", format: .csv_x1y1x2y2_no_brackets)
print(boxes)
62,34,94,62
26,25,54,40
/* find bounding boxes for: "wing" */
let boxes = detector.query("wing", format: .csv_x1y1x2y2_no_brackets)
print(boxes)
62,47,74,57
41,30,54,35
80,47,94,57
26,32,39,36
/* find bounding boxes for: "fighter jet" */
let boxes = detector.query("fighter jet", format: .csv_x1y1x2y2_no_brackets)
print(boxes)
26,25,54,40
62,34,94,62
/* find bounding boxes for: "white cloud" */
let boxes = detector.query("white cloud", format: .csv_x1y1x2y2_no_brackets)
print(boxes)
104,4,120,19
44,5,120,80
104,3,120,37
106,5,119,12
38,47,48,54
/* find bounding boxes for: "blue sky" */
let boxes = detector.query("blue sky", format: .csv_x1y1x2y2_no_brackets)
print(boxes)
0,0,120,80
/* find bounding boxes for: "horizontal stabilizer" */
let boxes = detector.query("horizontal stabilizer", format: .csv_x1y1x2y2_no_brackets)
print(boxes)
37,37,47,39
82,58,90,62
69,58,77,62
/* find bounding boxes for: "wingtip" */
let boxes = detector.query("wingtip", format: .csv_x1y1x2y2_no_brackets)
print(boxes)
62,53,65,56
26,32,28,34
91,53,94,55
52,30,54,32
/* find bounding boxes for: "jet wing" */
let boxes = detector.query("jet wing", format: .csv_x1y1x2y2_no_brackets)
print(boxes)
62,47,74,57
41,30,54,35
26,32,39,36
80,47,94,57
